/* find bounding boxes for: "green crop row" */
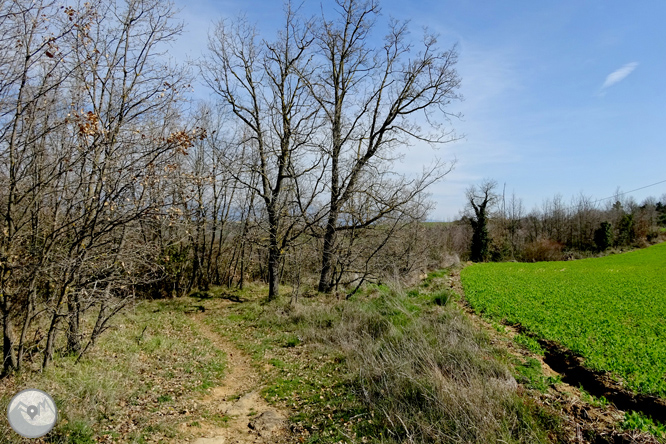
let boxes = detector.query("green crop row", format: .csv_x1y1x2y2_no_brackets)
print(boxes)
461,242,666,397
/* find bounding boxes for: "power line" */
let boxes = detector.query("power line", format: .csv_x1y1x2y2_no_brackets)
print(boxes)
591,179,666,205
531,178,666,214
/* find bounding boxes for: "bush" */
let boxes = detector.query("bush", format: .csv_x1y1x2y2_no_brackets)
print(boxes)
646,230,660,243
594,221,613,251
521,239,564,262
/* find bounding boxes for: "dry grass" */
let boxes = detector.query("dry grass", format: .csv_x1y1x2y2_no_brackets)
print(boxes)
216,275,561,443
300,290,554,442
0,272,563,443
0,298,226,443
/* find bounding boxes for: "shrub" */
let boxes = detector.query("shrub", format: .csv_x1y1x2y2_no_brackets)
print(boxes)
521,239,564,262
594,221,613,251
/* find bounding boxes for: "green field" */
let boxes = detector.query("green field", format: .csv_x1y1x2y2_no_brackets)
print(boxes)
461,242,666,397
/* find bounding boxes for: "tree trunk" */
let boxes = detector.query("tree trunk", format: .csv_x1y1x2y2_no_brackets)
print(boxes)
42,312,59,370
66,292,81,354
43,284,69,370
16,286,36,370
2,300,16,374
267,209,280,301
318,212,338,293
267,245,280,301
318,133,340,293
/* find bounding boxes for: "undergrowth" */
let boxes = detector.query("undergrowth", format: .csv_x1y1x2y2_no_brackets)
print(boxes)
207,272,562,443
0,299,226,443
0,269,568,443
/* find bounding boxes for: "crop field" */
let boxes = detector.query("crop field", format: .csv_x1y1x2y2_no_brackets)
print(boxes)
461,242,666,398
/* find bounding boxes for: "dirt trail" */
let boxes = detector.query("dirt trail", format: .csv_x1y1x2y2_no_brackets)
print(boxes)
184,311,290,444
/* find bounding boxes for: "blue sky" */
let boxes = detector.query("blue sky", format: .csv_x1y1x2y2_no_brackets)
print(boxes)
170,0,666,220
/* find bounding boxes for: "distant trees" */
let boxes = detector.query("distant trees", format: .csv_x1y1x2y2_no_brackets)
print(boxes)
617,213,635,246
494,189,524,260
657,201,666,227
453,182,666,263
594,221,613,251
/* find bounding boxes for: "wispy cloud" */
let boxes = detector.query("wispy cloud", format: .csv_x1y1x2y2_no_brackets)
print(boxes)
602,62,638,89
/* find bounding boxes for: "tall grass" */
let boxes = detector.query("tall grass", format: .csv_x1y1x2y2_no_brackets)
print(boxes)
257,282,558,443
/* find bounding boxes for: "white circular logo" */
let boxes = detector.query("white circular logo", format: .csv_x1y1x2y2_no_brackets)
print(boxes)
7,388,58,438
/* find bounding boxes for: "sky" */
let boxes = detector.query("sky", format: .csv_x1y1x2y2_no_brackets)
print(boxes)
169,0,666,220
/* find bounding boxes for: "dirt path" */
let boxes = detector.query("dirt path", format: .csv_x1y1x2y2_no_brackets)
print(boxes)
184,312,290,444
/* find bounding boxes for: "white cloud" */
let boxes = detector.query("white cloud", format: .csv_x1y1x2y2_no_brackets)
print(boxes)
602,62,638,89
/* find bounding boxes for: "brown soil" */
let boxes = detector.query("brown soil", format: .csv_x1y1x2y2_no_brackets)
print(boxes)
181,310,293,444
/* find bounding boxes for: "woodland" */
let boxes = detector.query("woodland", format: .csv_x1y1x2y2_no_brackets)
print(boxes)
1,0,665,379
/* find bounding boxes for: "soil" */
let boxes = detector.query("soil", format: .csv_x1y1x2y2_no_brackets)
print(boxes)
181,310,293,444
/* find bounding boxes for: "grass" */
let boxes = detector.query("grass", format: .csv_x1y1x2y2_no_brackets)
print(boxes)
513,357,559,392
0,298,226,443
203,275,562,443
622,411,666,439
578,386,610,409
0,269,568,443
461,241,666,397
514,334,545,356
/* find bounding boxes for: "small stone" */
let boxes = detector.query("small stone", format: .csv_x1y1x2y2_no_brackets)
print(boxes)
192,437,225,444
225,391,258,416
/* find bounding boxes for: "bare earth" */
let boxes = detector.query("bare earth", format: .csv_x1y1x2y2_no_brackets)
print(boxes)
184,313,290,444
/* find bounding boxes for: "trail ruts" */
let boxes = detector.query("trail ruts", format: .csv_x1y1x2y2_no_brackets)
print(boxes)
187,311,293,444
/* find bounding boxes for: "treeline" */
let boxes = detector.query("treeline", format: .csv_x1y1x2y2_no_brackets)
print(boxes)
0,0,459,374
432,180,666,263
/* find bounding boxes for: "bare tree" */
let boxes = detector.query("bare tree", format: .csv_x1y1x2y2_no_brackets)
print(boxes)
493,190,524,260
202,6,324,300
0,0,95,374
569,193,598,251
0,0,191,372
40,0,190,368
507,192,524,257
306,0,461,292
541,194,567,245
169,103,255,293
